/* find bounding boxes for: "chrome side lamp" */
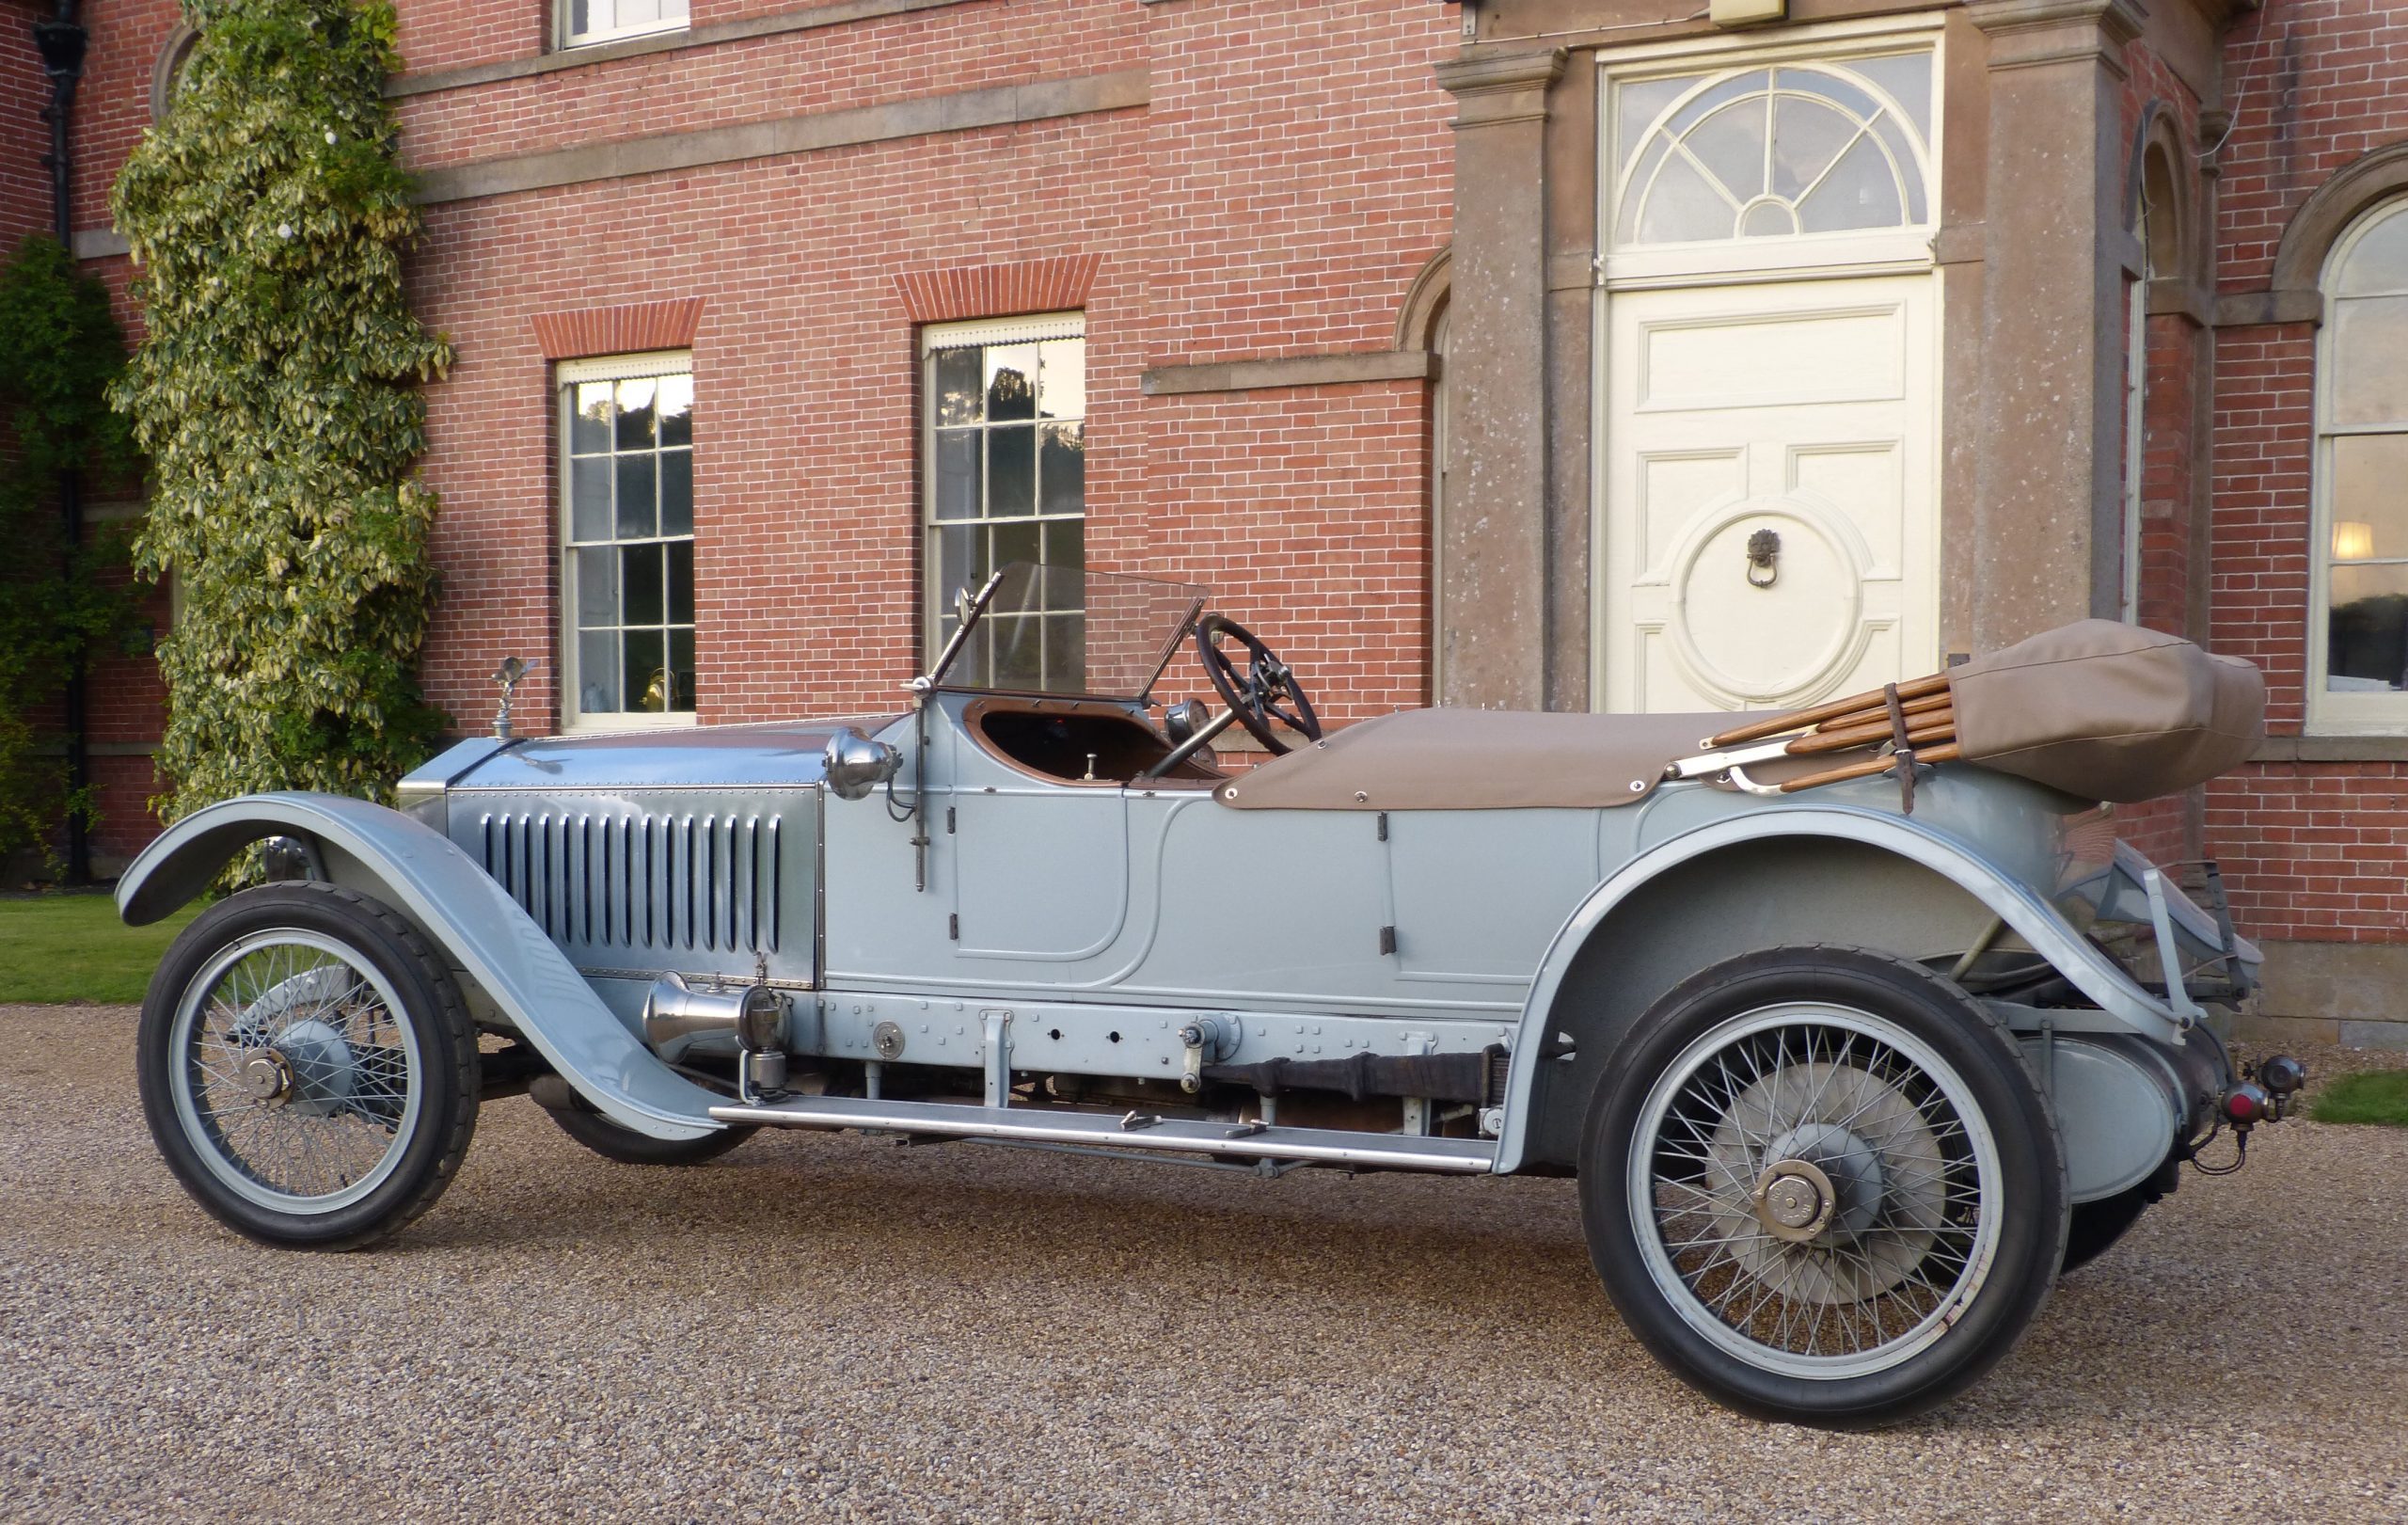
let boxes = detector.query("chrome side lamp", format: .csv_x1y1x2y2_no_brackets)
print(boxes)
823,726,902,801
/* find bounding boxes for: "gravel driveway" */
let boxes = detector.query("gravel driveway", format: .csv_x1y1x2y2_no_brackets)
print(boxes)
4,1005,2403,1524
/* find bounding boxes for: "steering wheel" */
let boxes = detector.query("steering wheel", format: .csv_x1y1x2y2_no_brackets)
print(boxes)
1195,613,1323,755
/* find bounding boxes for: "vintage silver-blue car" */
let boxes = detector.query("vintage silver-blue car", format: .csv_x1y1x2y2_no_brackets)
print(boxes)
118,564,2299,1425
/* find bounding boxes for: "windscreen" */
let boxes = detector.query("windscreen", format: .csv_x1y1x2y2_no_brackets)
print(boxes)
934,563,1207,701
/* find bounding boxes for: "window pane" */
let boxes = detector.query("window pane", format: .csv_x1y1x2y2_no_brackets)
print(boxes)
620,0,658,29
992,517,1039,571
985,345,1038,421
659,449,693,537
2331,435,2408,561
2337,204,2408,297
570,0,594,38
1048,613,1085,690
2330,295,2408,428
575,546,616,628
666,540,694,624
1768,95,1861,202
1042,518,1084,572
657,373,693,447
1683,101,1766,204
661,0,689,22
934,349,983,426
1798,135,1904,232
1847,52,1932,138
570,457,612,542
668,628,696,712
625,629,668,712
934,431,980,520
989,426,1036,517
1038,422,1085,516
1618,74,1692,169
2328,562,2408,691
1638,152,1736,244
622,544,664,626
1668,70,1766,135
570,382,612,453
1038,339,1085,420
934,524,979,609
615,377,657,449
579,630,618,713
615,454,657,538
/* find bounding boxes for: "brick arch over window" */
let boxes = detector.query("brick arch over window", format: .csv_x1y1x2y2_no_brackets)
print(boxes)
892,257,1101,325
2266,141,2408,325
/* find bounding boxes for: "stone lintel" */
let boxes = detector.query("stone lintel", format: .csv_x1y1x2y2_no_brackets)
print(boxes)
2213,289,2325,327
412,70,1149,205
1141,350,1434,396
2251,734,2408,763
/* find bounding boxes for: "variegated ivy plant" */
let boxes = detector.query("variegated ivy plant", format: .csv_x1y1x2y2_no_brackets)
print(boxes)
111,0,451,825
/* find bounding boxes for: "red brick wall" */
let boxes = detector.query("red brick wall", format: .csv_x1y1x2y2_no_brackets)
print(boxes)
2206,0,2408,945
1,0,53,247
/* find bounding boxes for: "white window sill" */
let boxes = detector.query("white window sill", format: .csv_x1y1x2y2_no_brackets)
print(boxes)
562,710,702,735
559,20,689,51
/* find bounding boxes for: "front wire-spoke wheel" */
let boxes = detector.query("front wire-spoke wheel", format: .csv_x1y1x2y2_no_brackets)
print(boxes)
138,883,479,1249
1582,949,2065,1426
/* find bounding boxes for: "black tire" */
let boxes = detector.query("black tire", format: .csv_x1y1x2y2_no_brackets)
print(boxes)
135,882,480,1251
546,1102,756,1166
2060,1154,2179,1273
1578,946,2067,1427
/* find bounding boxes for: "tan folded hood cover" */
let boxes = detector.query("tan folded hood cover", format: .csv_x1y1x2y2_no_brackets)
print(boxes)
1949,619,2263,802
1216,707,1744,811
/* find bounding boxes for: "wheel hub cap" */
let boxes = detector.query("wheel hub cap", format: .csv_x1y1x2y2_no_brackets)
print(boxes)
1752,1158,1836,1240
238,1050,294,1104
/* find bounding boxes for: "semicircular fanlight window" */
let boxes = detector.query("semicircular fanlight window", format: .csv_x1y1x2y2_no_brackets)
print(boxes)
1613,53,1934,248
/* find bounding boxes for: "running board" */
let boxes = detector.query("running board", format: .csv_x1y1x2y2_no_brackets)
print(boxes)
708,1095,1498,1174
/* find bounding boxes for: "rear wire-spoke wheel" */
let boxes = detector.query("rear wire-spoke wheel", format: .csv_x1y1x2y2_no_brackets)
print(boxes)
1582,948,2066,1426
137,883,479,1250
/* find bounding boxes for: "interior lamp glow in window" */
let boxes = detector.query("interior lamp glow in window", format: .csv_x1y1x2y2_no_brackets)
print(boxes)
2333,520,2377,562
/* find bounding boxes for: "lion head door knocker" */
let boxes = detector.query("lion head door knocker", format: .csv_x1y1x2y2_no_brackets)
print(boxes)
1745,528,1782,589
491,656,531,739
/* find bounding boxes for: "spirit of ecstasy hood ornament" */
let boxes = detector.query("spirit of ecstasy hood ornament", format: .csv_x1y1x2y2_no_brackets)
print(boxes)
491,656,531,740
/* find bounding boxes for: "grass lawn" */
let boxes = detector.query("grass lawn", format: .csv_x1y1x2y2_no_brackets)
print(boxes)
2310,1069,2408,1127
0,893,202,1004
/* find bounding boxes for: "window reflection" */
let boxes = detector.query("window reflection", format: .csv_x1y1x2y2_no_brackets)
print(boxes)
923,321,1087,691
562,361,697,719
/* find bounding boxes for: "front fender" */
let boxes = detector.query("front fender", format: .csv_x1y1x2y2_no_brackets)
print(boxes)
119,792,721,1140
1491,803,2181,1174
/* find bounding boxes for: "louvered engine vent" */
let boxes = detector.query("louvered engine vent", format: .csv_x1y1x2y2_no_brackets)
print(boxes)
477,808,785,957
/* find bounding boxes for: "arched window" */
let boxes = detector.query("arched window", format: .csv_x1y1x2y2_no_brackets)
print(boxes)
2311,196,2408,731
1608,53,1935,255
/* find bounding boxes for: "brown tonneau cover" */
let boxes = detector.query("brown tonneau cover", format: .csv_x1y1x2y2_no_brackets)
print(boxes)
1948,619,2262,802
1217,620,2263,812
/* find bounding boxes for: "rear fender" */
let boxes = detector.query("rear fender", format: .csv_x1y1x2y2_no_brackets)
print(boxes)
1493,804,2181,1174
118,792,720,1140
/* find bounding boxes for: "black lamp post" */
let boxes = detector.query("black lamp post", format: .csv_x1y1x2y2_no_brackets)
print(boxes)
32,0,92,884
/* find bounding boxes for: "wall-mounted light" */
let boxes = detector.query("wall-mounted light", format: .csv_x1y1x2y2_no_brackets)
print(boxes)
2333,520,2376,562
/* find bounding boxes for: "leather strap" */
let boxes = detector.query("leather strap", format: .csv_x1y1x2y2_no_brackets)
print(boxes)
1884,681,1918,815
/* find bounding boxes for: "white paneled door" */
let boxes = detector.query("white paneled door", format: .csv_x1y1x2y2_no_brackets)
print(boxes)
1599,273,1940,712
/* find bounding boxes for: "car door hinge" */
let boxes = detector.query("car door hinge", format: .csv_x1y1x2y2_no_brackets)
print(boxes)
1375,811,1387,842
1378,925,1397,956
948,913,959,941
946,806,956,834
